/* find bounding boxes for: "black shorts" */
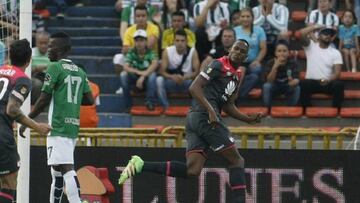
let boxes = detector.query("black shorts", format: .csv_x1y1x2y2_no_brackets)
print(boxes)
185,111,235,157
0,139,20,176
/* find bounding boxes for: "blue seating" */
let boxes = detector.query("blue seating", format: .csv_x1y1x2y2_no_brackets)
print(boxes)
71,37,121,46
98,113,132,127
47,27,118,37
88,75,119,94
71,46,119,56
97,94,125,113
47,7,117,17
47,17,119,27
71,56,114,74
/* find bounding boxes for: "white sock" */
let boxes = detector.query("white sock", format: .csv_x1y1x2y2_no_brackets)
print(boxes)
63,170,81,203
50,168,64,203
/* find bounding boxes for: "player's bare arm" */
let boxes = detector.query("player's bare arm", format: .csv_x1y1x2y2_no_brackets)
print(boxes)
29,92,52,119
81,92,94,106
7,96,51,136
222,67,262,124
189,73,219,125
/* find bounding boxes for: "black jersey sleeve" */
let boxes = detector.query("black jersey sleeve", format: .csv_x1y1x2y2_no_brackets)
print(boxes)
10,77,32,105
200,59,223,81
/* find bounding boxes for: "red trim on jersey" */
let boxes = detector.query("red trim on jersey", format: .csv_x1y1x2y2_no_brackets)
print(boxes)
0,191,14,200
166,161,171,176
216,56,243,79
231,184,246,190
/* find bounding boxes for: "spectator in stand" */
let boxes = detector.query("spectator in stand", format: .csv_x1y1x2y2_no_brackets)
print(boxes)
306,0,339,42
228,0,251,13
31,31,50,105
78,65,101,128
79,83,100,127
157,29,200,110
230,9,242,27
345,0,360,29
339,9,359,72
299,25,344,109
113,5,160,94
262,40,300,107
162,0,189,29
234,7,267,99
193,0,230,61
200,28,236,70
162,11,196,50
120,29,158,112
252,0,289,59
118,0,158,41
307,0,338,13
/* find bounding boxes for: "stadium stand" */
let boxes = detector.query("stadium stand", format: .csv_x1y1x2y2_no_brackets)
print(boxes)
42,0,360,130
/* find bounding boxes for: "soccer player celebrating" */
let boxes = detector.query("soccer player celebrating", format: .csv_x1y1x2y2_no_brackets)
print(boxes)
119,39,262,203
0,39,51,203
20,32,94,203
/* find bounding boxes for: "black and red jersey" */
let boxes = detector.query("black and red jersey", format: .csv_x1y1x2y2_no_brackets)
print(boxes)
0,65,31,143
192,56,243,114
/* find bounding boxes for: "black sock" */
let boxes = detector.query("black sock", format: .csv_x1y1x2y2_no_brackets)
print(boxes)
0,188,15,203
143,161,187,178
229,167,246,203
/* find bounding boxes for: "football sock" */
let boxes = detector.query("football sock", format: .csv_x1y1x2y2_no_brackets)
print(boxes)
229,167,246,203
143,161,187,178
50,168,64,203
63,170,81,203
0,188,15,203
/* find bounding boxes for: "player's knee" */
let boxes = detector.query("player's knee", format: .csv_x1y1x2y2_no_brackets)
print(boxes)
186,167,202,177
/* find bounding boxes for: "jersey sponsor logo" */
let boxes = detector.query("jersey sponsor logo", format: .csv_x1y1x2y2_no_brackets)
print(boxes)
0,69,15,77
64,117,80,126
0,170,10,175
62,64,79,72
222,81,237,102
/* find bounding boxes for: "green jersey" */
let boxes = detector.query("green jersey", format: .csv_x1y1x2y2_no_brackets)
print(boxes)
42,59,91,138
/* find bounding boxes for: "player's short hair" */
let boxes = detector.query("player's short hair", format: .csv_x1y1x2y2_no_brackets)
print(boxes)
10,39,32,67
174,29,187,39
134,5,148,14
50,32,71,52
237,39,249,48
172,10,185,19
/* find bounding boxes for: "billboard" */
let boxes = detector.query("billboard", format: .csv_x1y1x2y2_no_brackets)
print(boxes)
30,147,360,203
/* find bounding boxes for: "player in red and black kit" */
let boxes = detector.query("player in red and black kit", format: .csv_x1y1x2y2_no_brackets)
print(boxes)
119,39,262,202
0,39,51,203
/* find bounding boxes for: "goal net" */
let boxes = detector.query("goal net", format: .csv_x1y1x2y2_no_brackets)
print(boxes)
0,0,19,66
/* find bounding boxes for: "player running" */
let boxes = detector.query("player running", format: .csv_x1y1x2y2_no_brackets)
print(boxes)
119,39,262,203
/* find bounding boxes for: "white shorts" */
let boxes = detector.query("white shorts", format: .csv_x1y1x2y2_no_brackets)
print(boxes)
113,53,125,66
46,136,77,166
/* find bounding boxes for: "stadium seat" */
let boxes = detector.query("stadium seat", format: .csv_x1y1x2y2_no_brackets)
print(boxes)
340,108,360,118
339,72,360,80
310,90,360,99
291,11,307,22
164,106,190,116
238,107,269,116
133,124,166,133
270,106,303,118
130,106,164,116
305,107,338,118
248,88,262,98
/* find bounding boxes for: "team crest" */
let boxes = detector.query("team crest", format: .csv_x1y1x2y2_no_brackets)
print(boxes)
20,86,27,94
206,67,213,74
